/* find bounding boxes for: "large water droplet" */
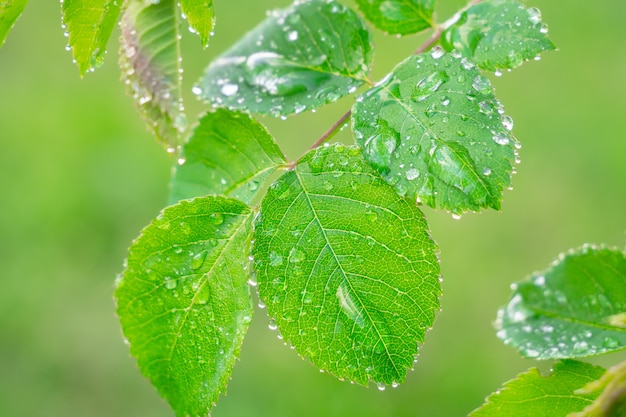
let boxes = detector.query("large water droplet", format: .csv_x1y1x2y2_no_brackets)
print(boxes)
191,250,208,270
414,70,450,101
472,75,491,95
289,248,305,263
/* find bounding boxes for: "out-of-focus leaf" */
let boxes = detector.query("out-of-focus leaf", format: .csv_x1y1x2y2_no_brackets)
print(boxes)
569,361,626,417
180,0,214,48
0,0,28,47
354,0,434,35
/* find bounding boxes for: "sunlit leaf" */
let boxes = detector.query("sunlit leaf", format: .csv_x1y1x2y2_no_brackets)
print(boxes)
252,144,441,386
441,0,556,72
352,50,517,214
169,109,287,205
180,0,214,48
61,0,121,76
470,360,605,417
0,0,28,47
119,0,186,151
354,0,434,35
197,0,373,117
496,245,626,359
115,196,253,417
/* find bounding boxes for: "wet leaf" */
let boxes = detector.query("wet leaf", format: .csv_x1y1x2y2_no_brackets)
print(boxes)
470,360,606,417
496,245,626,359
252,145,441,386
0,0,28,47
441,0,556,72
352,50,517,214
119,0,186,151
61,0,121,76
115,196,253,417
169,109,287,205
197,0,373,117
180,0,214,48
354,0,434,35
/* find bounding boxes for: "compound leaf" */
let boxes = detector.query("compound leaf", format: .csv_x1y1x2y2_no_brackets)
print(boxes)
120,0,186,151
354,0,434,35
0,0,28,47
497,246,626,359
352,50,517,214
116,196,254,417
169,109,287,205
252,144,441,386
61,0,122,76
180,0,214,48
441,0,555,72
197,0,373,117
470,360,606,417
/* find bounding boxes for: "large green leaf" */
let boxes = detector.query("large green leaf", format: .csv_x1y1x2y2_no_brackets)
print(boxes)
354,0,434,35
252,145,441,386
180,0,214,48
119,0,186,152
441,0,556,72
352,50,517,214
470,360,606,417
169,109,287,205
496,246,626,359
115,196,253,417
0,0,28,47
61,0,121,76
196,0,373,117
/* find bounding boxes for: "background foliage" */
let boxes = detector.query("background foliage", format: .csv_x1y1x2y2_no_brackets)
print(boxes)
0,0,625,416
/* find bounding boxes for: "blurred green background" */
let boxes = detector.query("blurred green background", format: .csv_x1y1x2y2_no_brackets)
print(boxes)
1,0,624,416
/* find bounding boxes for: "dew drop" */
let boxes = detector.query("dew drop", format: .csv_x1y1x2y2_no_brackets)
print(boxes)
210,212,224,225
492,133,510,145
191,250,208,270
502,115,514,131
430,46,444,59
220,83,238,96
406,168,419,181
482,167,492,176
268,318,278,331
289,247,305,263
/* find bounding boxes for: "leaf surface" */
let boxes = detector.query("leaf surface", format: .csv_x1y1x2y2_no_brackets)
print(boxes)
120,0,186,151
0,0,28,47
497,246,626,359
569,361,626,417
62,0,121,76
352,50,517,214
252,145,441,386
354,0,434,35
180,0,214,48
169,109,287,205
116,196,253,417
197,0,373,117
470,360,605,417
441,0,555,72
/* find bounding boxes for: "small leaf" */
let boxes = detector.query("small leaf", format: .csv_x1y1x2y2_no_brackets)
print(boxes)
496,245,626,359
352,51,517,214
0,0,28,47
252,144,441,386
169,109,287,205
441,0,556,72
61,0,122,76
119,0,186,151
197,0,373,117
180,0,214,48
354,0,434,35
569,361,626,417
470,360,606,417
115,196,254,417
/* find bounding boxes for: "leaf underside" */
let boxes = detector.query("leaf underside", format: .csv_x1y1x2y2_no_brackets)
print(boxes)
497,245,626,359
197,0,374,117
352,51,517,214
354,0,434,35
169,109,287,205
116,196,254,417
179,0,214,48
0,0,28,47
252,145,441,387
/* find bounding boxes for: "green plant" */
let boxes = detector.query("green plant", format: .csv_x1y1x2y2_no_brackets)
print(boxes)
2,0,624,416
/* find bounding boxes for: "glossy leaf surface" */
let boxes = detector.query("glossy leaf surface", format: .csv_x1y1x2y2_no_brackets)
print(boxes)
252,145,441,386
471,360,605,417
352,50,517,214
0,0,28,46
62,0,121,76
197,0,373,116
180,0,214,48
354,0,434,35
497,246,626,359
169,109,287,205
441,0,555,72
116,197,253,417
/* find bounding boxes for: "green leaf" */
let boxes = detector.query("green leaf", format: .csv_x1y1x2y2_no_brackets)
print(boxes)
470,360,606,417
0,0,28,47
61,0,122,76
569,361,626,417
119,0,186,152
196,0,373,117
115,196,254,417
180,0,214,48
352,50,517,214
169,109,287,205
496,245,626,359
441,0,556,72
252,144,441,386
354,0,434,35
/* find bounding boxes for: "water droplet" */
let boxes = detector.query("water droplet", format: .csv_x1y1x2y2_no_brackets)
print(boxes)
287,30,298,41
210,212,224,225
191,251,208,270
533,275,545,286
192,85,203,95
527,7,541,24
220,83,238,96
502,115,514,131
289,248,305,263
414,71,450,101
406,168,419,181
603,336,619,348
451,213,461,220
472,75,491,95
376,383,386,391
268,318,278,331
248,180,259,191
482,167,492,176
269,252,283,267
492,133,510,145
461,57,475,70
164,277,177,290
430,46,444,59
